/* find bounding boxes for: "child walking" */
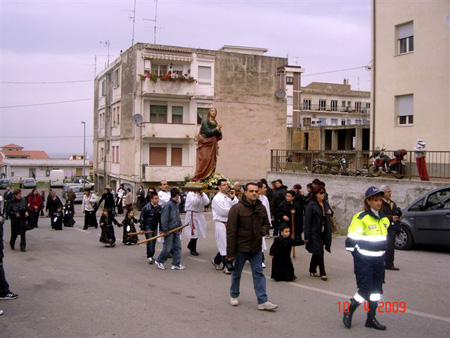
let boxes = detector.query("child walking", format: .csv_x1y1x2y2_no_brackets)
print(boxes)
53,207,63,230
99,208,120,247
121,210,138,245
63,200,75,227
270,224,304,282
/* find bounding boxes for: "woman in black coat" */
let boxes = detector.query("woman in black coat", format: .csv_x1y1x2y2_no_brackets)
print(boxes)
46,191,63,229
98,188,115,216
304,185,333,281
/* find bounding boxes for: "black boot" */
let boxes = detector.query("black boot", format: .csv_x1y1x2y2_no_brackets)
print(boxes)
343,298,360,328
365,301,386,330
188,239,199,256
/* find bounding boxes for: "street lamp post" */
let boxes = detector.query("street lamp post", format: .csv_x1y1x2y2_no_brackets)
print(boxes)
81,121,86,182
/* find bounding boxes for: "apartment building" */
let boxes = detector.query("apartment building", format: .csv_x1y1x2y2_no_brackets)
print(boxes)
290,81,371,151
93,43,287,191
372,0,450,151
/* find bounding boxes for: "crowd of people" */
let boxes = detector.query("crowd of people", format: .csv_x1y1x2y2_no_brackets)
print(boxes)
0,178,400,325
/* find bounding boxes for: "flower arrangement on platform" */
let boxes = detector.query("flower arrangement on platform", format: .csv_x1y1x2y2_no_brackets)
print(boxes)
201,172,233,190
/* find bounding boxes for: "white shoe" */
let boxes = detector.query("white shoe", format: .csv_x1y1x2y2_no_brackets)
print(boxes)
171,264,186,270
155,261,166,270
262,262,266,268
224,267,231,275
230,297,239,306
0,309,3,316
147,257,154,265
211,259,222,270
257,301,278,311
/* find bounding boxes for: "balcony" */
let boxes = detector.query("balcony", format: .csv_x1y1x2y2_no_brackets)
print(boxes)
142,123,197,139
144,165,194,182
301,103,370,114
142,78,196,97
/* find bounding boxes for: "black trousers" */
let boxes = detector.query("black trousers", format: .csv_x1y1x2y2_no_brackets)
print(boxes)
353,251,384,300
84,211,98,228
384,231,396,267
10,232,26,250
309,253,326,276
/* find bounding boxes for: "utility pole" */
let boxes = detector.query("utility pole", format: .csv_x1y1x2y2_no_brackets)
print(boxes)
81,121,86,182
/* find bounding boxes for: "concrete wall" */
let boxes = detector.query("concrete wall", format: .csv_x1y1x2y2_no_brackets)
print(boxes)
215,52,287,181
373,0,450,151
267,171,448,231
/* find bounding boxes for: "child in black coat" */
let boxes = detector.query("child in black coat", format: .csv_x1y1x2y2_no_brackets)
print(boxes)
270,224,304,282
99,208,119,247
53,207,63,230
63,200,75,227
121,210,138,245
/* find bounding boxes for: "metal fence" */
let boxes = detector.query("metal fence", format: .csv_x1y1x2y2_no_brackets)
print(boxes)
271,149,450,180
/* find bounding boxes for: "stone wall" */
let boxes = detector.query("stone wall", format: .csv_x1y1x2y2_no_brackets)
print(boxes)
267,171,448,231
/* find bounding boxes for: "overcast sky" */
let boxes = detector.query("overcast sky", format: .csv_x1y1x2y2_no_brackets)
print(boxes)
0,0,372,158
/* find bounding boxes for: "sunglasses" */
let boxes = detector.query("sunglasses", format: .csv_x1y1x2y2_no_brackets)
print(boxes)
318,191,325,195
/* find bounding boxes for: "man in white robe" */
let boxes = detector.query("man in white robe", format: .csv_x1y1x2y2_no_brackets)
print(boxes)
211,179,238,274
184,191,210,256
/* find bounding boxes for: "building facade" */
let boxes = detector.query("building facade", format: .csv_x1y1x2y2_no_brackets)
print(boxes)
290,81,371,151
93,43,287,191
372,0,450,151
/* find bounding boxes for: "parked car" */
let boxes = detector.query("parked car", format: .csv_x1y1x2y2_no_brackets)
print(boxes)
395,186,450,250
63,185,84,203
50,169,65,187
71,178,94,189
0,179,12,189
22,178,37,189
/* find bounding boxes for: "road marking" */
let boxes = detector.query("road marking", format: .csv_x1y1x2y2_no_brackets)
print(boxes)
241,271,450,323
187,257,208,263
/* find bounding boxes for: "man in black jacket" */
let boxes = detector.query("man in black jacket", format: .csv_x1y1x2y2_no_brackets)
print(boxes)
271,179,287,237
5,189,28,252
0,202,19,305
227,182,277,311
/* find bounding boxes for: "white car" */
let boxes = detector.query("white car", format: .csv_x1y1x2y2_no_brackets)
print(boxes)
22,178,37,189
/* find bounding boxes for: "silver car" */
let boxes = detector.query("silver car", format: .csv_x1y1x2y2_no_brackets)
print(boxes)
22,178,37,189
395,185,450,250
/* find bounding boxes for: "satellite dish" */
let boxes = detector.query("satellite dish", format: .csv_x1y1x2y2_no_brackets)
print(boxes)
132,114,143,125
275,89,286,99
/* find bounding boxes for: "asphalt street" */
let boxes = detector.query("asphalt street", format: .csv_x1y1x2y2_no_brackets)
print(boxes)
0,203,449,338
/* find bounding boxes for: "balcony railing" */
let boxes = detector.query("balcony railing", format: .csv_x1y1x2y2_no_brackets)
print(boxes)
142,122,197,139
271,149,450,180
142,78,197,97
144,165,194,182
300,103,370,114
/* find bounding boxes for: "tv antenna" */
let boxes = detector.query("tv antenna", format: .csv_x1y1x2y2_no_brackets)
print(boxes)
100,40,111,67
143,0,159,44
122,0,138,46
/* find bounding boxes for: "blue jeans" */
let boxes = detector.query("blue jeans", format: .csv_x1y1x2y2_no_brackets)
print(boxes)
157,233,181,266
144,229,156,258
230,251,268,304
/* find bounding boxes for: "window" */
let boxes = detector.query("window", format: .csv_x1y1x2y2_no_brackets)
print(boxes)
151,64,168,76
101,80,106,97
197,107,209,124
171,147,182,166
396,94,414,126
117,106,120,125
303,117,312,127
286,77,293,85
150,105,167,123
303,99,311,110
355,102,362,112
346,118,351,125
149,147,167,165
425,189,450,210
331,118,338,126
100,147,104,161
112,108,116,125
342,100,346,108
397,22,414,54
318,118,326,125
355,119,362,125
198,66,212,84
113,69,120,88
112,146,120,163
331,100,338,111
172,106,183,124
319,100,326,111
341,119,346,126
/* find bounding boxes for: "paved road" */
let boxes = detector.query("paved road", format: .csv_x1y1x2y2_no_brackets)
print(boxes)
1,206,449,338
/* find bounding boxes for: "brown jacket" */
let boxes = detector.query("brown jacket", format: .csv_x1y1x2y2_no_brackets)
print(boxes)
227,196,270,257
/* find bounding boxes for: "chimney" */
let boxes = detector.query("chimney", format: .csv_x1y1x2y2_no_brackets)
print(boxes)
343,79,349,85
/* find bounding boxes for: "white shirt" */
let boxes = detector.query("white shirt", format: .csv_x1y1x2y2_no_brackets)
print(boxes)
82,193,97,212
258,194,271,222
158,190,171,207
212,191,238,222
185,192,210,213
